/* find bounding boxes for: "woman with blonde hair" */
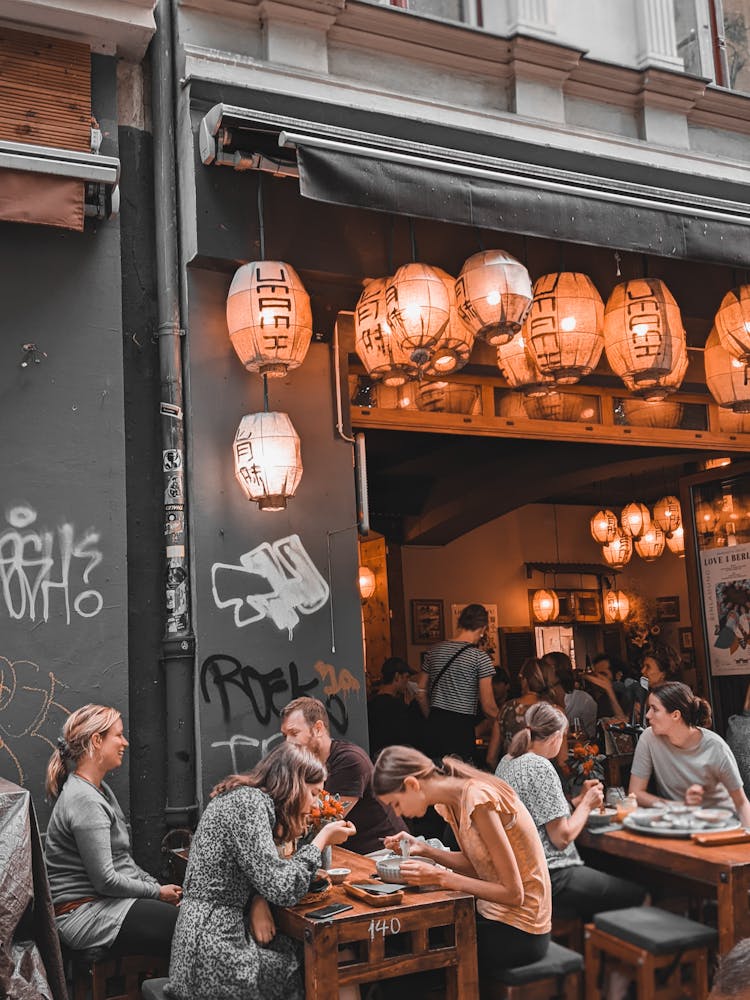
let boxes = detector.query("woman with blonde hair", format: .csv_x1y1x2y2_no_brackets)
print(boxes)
373,746,551,976
45,704,182,955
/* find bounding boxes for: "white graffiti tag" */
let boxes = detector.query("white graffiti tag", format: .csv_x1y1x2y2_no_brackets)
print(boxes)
210,732,284,773
211,534,330,639
0,505,103,625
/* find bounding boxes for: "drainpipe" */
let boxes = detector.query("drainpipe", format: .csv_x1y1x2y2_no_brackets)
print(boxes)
150,0,198,829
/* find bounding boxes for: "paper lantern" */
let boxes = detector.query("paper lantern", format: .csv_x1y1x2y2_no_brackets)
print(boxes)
524,391,593,422
532,589,559,622
233,411,302,510
368,383,417,410
621,337,688,400
603,590,630,623
497,392,529,417
423,269,476,376
666,524,685,557
385,263,450,365
602,531,633,568
358,566,376,601
590,509,619,544
354,277,415,387
417,381,480,415
497,326,555,397
653,496,681,535
718,410,750,433
620,398,683,428
525,272,604,384
226,261,313,377
715,285,750,362
704,327,750,413
621,502,651,539
695,502,718,535
455,250,533,346
603,278,686,390
635,524,665,561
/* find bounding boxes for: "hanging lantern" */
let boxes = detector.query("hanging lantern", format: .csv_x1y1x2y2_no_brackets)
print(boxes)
620,397,683,428
621,337,688,400
417,381,480,414
524,272,604,384
385,263,450,366
497,392,529,418
368,383,417,410
532,589,559,622
524,391,592,421
358,566,376,601
455,250,533,346
497,325,555,397
704,327,750,413
666,524,685,557
635,524,666,561
603,590,630,623
354,277,415,387
602,531,633,568
226,261,313,378
718,410,750,433
695,501,719,535
423,269,476,376
590,509,619,544
621,502,651,539
603,278,686,390
233,411,302,510
715,285,750,362
653,496,681,535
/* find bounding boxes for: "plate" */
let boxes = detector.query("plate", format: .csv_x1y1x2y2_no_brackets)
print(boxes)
623,813,741,839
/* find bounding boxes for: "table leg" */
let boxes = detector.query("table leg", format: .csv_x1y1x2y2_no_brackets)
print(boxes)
304,922,339,1000
717,867,750,954
445,897,478,1000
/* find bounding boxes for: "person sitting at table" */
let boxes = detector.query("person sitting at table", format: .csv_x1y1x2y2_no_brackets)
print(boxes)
546,652,597,740
373,745,552,976
496,702,645,921
726,680,750,798
498,657,565,755
477,668,511,770
368,656,417,760
583,653,631,722
44,704,182,956
628,681,750,826
708,938,750,999
166,742,356,1000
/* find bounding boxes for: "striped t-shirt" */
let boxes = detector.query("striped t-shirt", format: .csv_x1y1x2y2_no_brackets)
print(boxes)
422,640,495,716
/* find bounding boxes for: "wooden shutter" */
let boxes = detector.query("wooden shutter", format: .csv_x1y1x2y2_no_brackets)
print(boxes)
499,627,536,679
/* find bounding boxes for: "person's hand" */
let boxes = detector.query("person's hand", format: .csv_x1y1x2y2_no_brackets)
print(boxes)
685,784,705,806
397,859,445,887
249,896,276,945
321,820,357,846
159,884,183,905
210,773,251,798
382,832,425,856
585,673,612,691
581,783,604,812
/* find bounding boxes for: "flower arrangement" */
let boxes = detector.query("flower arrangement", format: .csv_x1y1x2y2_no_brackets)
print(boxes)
308,790,345,831
567,741,606,784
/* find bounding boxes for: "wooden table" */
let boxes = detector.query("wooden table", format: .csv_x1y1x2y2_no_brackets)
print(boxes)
274,846,479,1000
578,826,750,955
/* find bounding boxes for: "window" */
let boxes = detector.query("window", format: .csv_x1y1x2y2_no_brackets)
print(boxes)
376,0,482,27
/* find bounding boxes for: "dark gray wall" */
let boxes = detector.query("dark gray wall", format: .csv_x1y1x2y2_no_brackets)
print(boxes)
186,269,367,797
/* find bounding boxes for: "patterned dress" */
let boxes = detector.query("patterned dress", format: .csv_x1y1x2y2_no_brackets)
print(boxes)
165,786,321,1000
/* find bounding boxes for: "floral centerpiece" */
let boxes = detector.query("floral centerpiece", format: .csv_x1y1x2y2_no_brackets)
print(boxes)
565,740,606,790
305,790,346,870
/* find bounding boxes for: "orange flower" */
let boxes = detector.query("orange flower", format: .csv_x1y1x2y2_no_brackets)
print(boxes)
582,760,594,775
588,744,599,756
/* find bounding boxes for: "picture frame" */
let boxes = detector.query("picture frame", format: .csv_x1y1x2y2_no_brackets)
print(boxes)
411,599,444,645
679,627,694,651
656,595,681,622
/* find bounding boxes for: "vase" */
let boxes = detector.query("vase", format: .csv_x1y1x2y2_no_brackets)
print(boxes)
321,844,332,870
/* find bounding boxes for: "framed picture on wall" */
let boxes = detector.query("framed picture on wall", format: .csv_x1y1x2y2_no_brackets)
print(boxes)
656,595,681,622
679,627,694,651
451,603,499,665
411,599,444,645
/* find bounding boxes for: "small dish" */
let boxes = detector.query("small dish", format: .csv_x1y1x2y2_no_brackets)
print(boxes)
376,854,437,883
694,808,733,825
326,867,351,885
649,820,674,830
587,808,618,828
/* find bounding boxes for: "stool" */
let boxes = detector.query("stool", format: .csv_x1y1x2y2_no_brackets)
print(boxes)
70,951,167,1000
552,914,584,953
584,906,717,1000
480,941,583,999
141,979,169,1000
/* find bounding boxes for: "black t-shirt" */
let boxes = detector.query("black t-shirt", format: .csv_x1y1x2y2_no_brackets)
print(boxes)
325,739,407,854
367,692,411,760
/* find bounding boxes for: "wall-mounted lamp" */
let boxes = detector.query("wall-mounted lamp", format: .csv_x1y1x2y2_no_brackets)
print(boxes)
358,565,376,602
233,411,302,510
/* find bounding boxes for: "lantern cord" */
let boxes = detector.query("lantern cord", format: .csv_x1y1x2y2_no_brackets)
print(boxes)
257,173,266,260
475,227,485,252
641,253,649,278
325,524,359,653
614,251,622,277
387,216,394,275
263,373,269,412
553,503,560,563
409,217,417,262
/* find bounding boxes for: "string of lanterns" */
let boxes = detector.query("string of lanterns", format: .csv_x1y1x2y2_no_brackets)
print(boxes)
590,495,685,568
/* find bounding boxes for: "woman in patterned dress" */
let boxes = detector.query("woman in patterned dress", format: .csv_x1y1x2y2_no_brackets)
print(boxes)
165,742,356,1000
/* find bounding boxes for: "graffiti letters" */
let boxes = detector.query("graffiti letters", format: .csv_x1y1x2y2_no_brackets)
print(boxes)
0,505,103,625
210,732,284,773
314,659,361,698
211,534,329,639
0,655,70,784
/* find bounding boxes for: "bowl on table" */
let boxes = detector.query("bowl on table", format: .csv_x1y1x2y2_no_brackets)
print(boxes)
326,867,351,885
694,808,734,826
587,808,618,828
376,854,437,884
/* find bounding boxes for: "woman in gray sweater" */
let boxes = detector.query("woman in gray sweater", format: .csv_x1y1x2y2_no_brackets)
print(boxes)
45,704,182,955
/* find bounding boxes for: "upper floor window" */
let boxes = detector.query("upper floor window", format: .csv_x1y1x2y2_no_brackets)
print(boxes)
674,0,750,93
377,0,483,27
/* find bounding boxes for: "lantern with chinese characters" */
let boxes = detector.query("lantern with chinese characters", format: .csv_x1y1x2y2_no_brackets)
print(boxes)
358,566,376,601
590,509,619,544
423,269,476,376
603,590,630,623
416,381,480,415
497,326,555,397
525,272,604,384
635,525,665,561
653,496,681,535
532,589,559,622
621,336,688,400
226,261,313,377
620,397,683,428
704,327,750,413
621,502,651,539
602,531,633,568
603,278,686,390
455,250,533,346
666,524,685,557
385,263,450,366
715,285,750,362
354,277,415,387
233,411,302,510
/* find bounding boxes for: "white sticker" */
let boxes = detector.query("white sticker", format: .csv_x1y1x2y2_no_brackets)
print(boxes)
160,402,183,420
166,545,185,558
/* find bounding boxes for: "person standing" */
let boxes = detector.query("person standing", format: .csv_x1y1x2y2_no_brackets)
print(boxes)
368,656,417,760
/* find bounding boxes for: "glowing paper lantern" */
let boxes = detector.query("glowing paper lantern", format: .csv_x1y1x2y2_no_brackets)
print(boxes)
590,509,619,544
666,524,685,557
621,398,683,428
603,278,686,390
621,502,651,539
417,381,480,415
695,502,718,535
354,277,415,387
532,589,559,622
233,411,302,510
715,285,750,362
524,392,590,422
455,250,533,346
635,525,665,561
497,392,529,418
497,326,555,397
226,261,313,377
653,496,681,535
621,337,688,400
525,272,604,384
704,327,750,413
385,263,450,365
368,384,417,410
603,590,630,623
424,269,476,376
358,566,376,601
602,531,633,568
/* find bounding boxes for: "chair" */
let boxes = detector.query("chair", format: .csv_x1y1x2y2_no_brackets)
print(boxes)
552,914,584,953
68,950,167,1000
140,979,169,1000
584,906,717,1000
480,941,584,999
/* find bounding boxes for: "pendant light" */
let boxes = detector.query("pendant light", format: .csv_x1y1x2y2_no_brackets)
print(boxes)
354,277,415,387
715,285,750,362
695,502,719,535
455,250,533,346
621,502,651,539
602,531,633,568
532,589,559,623
233,410,303,510
590,509,619,544
524,391,591,422
416,381,480,414
666,524,685,557
496,326,555,397
497,392,529,417
603,590,630,623
525,272,604,384
358,566,376,601
620,397,683,428
635,524,666,561
653,496,681,535
423,268,476,376
704,327,750,413
386,262,451,365
620,337,688,400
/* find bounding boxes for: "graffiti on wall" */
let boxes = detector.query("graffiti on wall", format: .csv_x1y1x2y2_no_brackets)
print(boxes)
209,731,285,773
0,655,71,785
211,534,329,639
0,504,103,625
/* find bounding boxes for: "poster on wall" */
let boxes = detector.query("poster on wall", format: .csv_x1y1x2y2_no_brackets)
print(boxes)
451,603,499,665
700,541,750,675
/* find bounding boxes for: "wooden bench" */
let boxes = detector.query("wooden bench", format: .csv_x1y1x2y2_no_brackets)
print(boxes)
68,951,167,1000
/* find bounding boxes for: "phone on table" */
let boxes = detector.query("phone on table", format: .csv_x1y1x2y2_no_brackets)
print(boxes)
306,902,353,920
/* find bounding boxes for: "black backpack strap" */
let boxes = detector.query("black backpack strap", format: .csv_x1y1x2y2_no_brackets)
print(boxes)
428,643,474,702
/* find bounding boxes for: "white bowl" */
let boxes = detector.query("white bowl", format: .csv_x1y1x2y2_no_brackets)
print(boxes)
326,867,351,885
587,808,617,828
694,808,733,825
376,854,437,884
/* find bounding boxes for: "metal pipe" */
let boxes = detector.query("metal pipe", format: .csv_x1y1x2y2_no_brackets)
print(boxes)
150,0,197,829
709,0,730,87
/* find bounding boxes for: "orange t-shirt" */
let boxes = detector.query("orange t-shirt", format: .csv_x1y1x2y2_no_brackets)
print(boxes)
435,775,551,934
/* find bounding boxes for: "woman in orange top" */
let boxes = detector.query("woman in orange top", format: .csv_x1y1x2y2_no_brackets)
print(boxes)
373,746,551,975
